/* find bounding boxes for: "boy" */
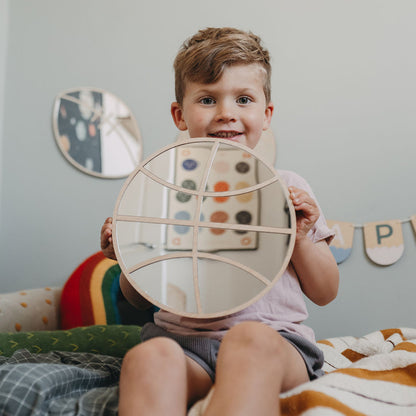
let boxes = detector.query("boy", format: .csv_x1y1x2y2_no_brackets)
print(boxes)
101,27,339,416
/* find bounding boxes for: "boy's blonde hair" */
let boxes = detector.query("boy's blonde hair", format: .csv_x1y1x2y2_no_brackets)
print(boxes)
174,27,271,105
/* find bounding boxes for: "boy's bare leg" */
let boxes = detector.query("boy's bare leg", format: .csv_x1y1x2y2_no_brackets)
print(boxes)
203,322,309,416
118,337,212,416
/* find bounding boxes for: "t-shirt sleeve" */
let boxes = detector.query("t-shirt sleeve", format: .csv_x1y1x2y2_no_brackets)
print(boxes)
278,170,335,244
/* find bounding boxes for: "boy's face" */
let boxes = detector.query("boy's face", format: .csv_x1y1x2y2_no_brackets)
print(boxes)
171,64,274,149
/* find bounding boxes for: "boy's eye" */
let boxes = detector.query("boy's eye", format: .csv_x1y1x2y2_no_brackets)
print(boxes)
237,96,252,105
200,97,215,105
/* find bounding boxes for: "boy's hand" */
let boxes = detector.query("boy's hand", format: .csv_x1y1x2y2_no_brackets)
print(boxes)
288,187,319,241
101,217,117,260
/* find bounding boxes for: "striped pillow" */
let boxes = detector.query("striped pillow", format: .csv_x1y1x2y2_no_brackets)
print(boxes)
60,252,155,330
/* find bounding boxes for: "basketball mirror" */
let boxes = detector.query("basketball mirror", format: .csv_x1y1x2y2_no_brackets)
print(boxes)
112,138,296,318
175,128,277,165
52,87,142,178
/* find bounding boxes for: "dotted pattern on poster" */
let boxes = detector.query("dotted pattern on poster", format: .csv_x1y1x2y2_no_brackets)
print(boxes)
167,146,259,251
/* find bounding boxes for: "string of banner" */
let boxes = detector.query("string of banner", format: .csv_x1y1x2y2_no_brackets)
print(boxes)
327,215,416,266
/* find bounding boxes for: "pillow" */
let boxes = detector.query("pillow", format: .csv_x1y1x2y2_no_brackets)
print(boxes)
0,287,62,332
60,252,156,330
0,324,141,358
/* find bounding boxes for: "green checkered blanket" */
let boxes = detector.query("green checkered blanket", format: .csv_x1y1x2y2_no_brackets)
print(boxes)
0,349,121,415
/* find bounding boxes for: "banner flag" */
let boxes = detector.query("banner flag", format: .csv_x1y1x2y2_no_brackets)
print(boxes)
327,220,355,264
411,215,416,236
363,220,404,266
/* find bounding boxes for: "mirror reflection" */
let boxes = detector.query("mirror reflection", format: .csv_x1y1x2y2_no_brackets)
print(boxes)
176,128,276,165
52,87,142,178
113,138,295,318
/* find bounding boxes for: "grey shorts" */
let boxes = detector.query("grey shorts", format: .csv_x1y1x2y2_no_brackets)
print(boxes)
140,322,324,382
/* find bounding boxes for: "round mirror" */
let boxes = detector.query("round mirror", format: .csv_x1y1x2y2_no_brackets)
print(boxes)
52,87,142,178
113,138,296,318
175,128,277,166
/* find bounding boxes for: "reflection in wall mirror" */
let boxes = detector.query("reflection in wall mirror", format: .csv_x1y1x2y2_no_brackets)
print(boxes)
52,87,142,178
113,138,296,318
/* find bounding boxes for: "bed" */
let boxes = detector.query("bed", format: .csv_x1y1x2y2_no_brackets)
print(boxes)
1,254,416,415
0,326,415,415
190,327,416,415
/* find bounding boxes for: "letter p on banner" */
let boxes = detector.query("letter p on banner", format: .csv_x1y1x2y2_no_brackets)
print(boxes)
363,220,404,266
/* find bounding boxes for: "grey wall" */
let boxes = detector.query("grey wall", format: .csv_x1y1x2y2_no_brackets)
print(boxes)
0,0,8,221
1,0,415,340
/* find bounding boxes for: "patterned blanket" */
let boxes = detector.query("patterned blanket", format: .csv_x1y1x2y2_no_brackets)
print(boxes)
189,328,416,416
0,350,121,416
1,328,415,415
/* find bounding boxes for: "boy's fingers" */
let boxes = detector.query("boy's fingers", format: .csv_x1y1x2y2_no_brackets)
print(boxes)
290,191,317,212
101,237,108,250
289,187,309,204
101,227,112,248
101,218,113,233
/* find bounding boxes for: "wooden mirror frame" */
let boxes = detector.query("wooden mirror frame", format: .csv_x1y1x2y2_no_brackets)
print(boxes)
112,138,296,318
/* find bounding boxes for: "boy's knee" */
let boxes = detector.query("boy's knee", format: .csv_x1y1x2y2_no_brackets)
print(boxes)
122,337,185,372
222,322,285,358
225,321,274,342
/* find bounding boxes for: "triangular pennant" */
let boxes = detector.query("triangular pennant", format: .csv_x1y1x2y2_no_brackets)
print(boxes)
363,220,404,266
411,215,416,236
326,220,355,264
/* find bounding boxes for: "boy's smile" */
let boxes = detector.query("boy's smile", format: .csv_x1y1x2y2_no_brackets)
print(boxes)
171,64,274,149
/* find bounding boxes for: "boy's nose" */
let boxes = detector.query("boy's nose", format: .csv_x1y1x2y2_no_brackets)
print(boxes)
215,102,236,122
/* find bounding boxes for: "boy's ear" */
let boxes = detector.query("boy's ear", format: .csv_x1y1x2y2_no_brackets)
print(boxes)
171,102,188,131
263,101,274,131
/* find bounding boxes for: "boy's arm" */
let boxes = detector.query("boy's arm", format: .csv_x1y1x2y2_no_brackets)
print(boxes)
288,187,339,306
100,217,153,310
119,272,153,310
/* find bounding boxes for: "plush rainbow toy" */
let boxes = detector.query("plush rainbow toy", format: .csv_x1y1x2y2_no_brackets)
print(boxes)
60,252,156,329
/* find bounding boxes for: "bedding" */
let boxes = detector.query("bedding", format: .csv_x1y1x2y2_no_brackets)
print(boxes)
0,327,415,415
0,349,121,415
0,325,141,358
0,287,61,333
189,327,416,415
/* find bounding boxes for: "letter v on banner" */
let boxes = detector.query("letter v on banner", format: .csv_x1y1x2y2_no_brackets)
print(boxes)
363,220,404,266
326,220,355,264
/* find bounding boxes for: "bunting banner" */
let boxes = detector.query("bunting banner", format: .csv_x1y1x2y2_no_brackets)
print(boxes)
326,220,355,264
327,217,413,266
363,220,404,266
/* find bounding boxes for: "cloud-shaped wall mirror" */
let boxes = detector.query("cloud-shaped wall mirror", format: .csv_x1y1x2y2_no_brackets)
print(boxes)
52,87,142,178
113,138,296,318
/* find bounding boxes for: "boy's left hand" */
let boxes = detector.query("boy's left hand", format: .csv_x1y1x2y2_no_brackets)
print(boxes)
288,186,319,241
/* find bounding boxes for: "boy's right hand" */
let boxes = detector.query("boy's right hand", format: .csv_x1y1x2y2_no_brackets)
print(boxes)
101,217,117,260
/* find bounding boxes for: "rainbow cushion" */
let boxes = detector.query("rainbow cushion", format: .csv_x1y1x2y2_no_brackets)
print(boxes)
60,252,156,330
